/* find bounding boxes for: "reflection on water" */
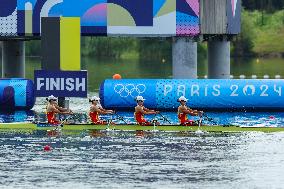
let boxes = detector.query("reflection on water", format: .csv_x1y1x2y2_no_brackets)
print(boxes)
231,57,284,78
0,132,284,189
0,110,34,123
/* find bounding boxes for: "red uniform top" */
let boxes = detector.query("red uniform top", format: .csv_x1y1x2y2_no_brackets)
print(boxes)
178,112,187,123
47,111,59,124
89,111,100,124
178,105,194,125
134,111,146,124
178,112,194,125
134,106,153,126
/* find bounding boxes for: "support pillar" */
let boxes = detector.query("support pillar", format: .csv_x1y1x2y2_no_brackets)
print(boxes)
172,37,197,79
2,41,25,78
208,39,230,79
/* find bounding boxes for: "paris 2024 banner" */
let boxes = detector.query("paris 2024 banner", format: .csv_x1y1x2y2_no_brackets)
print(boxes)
100,79,283,110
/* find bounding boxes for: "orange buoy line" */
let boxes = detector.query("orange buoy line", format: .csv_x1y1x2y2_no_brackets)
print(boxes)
112,74,122,79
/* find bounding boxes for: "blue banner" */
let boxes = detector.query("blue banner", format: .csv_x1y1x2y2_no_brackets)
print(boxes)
102,79,156,109
34,70,87,97
0,78,35,110
100,79,284,110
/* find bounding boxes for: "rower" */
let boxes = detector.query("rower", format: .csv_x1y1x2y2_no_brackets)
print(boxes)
89,96,114,124
134,96,159,126
177,96,203,126
46,95,72,124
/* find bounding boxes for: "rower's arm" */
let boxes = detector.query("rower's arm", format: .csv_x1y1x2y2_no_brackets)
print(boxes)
55,104,68,112
50,106,70,114
141,107,157,114
98,107,114,114
187,108,203,116
92,106,108,114
143,107,151,112
182,108,198,116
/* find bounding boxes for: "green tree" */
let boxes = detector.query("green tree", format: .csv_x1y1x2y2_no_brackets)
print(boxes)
25,40,41,56
138,38,171,60
82,37,137,58
232,10,255,57
243,0,284,12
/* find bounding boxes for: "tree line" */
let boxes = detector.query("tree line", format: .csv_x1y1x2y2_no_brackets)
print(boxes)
243,0,284,12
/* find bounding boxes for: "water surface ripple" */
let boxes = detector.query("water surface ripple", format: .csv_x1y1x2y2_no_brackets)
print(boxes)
1,132,284,189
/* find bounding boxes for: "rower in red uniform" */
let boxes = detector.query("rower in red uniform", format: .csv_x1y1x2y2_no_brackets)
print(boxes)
177,96,203,126
89,96,114,124
46,95,72,124
134,96,159,126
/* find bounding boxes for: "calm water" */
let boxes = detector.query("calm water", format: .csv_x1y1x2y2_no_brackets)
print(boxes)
0,131,284,189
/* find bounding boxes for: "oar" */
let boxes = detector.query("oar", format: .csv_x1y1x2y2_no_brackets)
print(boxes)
33,112,73,125
73,113,89,123
60,113,77,126
158,113,172,125
203,113,218,125
32,112,42,123
150,113,158,124
114,112,128,125
198,114,203,130
106,114,114,130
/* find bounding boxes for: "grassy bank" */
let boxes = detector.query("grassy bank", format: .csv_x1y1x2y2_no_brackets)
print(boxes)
252,10,284,56
234,10,284,57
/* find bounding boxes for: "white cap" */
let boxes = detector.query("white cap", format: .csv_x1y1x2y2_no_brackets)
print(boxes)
178,96,188,102
136,96,146,101
90,96,100,102
47,95,58,101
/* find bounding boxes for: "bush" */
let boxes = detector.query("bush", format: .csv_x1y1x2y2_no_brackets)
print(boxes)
82,37,138,58
25,40,41,56
232,10,256,57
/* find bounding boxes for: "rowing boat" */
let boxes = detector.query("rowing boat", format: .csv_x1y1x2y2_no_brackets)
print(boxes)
0,123,284,133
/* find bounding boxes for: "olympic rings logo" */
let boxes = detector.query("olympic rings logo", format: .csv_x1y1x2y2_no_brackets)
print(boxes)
114,84,146,98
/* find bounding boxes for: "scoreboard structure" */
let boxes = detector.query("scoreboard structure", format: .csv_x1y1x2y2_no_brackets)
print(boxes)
0,0,241,38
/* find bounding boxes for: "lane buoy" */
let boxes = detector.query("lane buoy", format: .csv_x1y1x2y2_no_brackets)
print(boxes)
113,74,122,80
269,116,275,119
43,145,51,151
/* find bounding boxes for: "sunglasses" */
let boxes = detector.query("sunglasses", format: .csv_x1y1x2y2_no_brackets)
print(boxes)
90,100,99,102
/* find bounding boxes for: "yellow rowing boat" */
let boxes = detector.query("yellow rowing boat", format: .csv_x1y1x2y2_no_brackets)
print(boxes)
0,123,283,133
